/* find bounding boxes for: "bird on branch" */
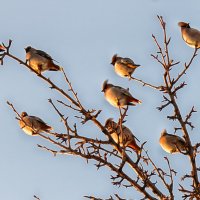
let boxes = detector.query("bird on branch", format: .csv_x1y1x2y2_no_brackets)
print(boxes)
19,112,53,136
102,80,142,108
110,54,141,79
105,118,141,153
178,21,200,48
159,129,187,154
25,46,62,74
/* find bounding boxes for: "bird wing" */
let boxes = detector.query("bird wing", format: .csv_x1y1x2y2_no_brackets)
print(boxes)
185,28,200,45
120,58,140,68
29,115,47,125
174,135,186,145
114,86,132,97
124,127,140,142
167,134,185,144
35,49,54,61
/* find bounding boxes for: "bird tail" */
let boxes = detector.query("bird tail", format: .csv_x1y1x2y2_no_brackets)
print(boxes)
134,64,141,68
44,125,53,133
0,44,5,52
49,63,62,71
129,96,142,105
128,142,141,153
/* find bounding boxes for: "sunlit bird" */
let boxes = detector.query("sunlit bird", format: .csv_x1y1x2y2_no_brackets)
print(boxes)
25,46,62,74
159,129,187,154
105,118,141,153
178,22,200,48
111,54,140,79
102,80,142,108
19,112,53,136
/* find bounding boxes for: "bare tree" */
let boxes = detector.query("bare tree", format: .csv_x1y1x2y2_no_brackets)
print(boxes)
1,16,200,200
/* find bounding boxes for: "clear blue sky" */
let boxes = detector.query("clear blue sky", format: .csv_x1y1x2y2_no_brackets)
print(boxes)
1,0,200,199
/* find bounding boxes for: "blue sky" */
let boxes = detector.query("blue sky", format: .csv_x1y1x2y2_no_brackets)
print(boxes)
1,0,200,199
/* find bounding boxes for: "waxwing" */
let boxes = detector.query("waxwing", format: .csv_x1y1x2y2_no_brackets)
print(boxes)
25,46,62,74
111,54,140,78
19,112,53,136
102,80,142,108
105,118,141,153
159,129,186,154
178,22,200,48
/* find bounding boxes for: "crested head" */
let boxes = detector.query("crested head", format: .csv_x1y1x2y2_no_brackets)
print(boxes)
111,54,118,65
105,118,114,127
25,46,32,53
21,111,28,117
102,79,110,92
161,129,167,136
178,22,190,28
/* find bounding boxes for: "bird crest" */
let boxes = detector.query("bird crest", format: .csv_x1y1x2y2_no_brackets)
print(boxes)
111,54,118,65
25,46,32,53
102,80,109,92
21,111,28,117
178,22,190,28
161,129,167,136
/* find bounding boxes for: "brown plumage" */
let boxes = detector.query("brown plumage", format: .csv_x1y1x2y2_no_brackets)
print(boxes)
178,21,200,48
25,46,62,74
102,80,142,108
111,54,140,78
19,112,53,136
105,118,141,153
159,129,187,154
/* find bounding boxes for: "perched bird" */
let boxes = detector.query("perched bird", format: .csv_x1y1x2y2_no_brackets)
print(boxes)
25,46,62,74
159,129,187,154
178,22,200,48
19,112,53,136
102,80,142,108
111,54,140,79
0,44,5,52
105,118,141,153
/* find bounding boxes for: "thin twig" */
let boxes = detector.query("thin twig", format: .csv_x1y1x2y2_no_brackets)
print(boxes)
130,76,162,90
33,195,40,200
173,48,198,86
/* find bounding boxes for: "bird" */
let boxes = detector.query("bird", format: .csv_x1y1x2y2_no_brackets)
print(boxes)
105,118,141,153
19,111,53,136
25,46,62,74
159,129,187,154
111,54,140,79
178,22,200,48
102,80,142,108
